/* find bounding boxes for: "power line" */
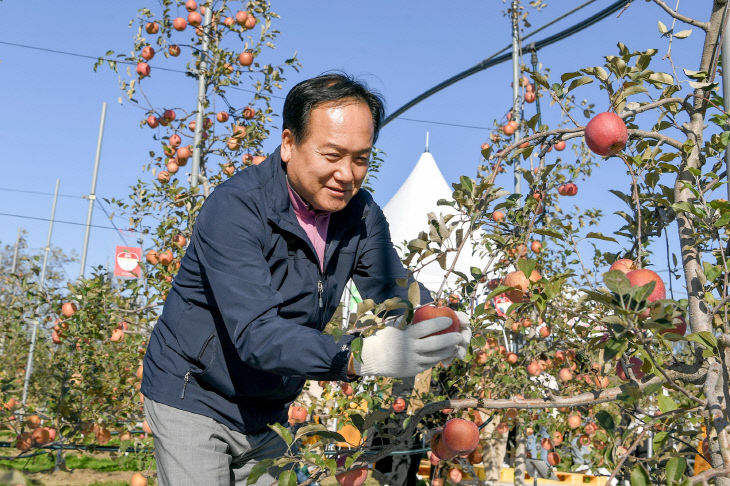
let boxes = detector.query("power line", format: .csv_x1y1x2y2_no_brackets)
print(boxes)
0,39,284,99
395,117,491,130
0,211,145,234
383,0,630,126
95,199,133,246
0,187,86,199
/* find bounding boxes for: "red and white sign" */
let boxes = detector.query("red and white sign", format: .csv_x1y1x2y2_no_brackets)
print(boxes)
114,246,141,278
492,294,513,318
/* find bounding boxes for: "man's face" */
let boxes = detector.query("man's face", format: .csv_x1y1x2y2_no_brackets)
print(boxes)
281,100,374,212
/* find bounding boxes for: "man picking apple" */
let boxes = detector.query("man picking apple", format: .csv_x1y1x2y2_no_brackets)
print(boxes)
141,73,471,485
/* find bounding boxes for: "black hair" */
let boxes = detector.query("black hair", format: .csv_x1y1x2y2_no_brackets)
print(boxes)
282,73,385,144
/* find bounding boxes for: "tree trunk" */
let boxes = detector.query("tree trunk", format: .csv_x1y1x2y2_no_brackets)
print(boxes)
477,413,508,482
513,431,527,486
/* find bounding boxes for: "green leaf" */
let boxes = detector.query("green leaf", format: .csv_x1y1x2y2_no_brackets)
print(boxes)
657,394,678,413
657,20,668,34
294,423,329,442
560,71,583,82
567,76,593,92
631,280,656,304
648,72,674,85
595,411,615,432
517,259,537,280
247,459,274,485
278,470,297,486
666,457,687,484
653,431,668,454
533,228,564,239
674,29,692,39
459,175,473,194
586,232,618,243
686,331,718,350
269,423,293,446
603,270,631,295
408,282,421,308
604,337,627,361
484,285,512,302
630,464,650,486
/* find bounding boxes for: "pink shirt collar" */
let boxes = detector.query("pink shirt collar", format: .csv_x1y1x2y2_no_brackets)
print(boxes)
286,178,330,271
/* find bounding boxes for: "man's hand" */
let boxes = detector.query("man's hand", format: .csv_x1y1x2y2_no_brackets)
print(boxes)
352,316,463,378
443,311,472,366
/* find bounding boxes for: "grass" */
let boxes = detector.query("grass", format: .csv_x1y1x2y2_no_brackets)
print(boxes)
0,450,154,473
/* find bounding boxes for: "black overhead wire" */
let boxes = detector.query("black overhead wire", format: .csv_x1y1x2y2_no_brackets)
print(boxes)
382,0,631,127
0,39,282,99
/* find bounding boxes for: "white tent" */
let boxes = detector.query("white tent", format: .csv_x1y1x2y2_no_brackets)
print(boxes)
382,139,488,294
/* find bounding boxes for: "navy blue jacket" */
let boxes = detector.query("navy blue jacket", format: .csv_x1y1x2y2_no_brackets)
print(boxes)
142,147,430,434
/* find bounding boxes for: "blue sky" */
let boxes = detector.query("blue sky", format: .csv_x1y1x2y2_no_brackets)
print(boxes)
0,1,712,293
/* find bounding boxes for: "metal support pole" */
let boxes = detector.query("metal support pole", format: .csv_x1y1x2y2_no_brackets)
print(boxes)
191,3,213,191
511,0,522,195
11,228,21,273
22,179,60,407
722,22,730,200
80,102,107,279
530,45,542,127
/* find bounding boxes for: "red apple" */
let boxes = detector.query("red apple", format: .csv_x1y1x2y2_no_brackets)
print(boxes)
136,62,151,78
540,438,554,450
61,302,77,317
146,115,159,128
527,360,541,376
289,405,307,424
172,17,187,31
235,10,249,24
157,171,170,183
567,413,582,429
242,106,256,119
392,397,406,413
609,258,636,274
555,140,566,151
626,268,665,301
141,46,155,61
168,45,181,57
584,112,628,156
177,146,192,161
547,451,561,466
336,467,367,486
162,109,176,121
412,305,460,336
506,352,518,365
244,15,257,29
442,418,479,455
145,22,159,34
238,51,254,66
158,250,173,266
558,367,573,382
662,316,687,336
185,0,198,11
169,134,182,148
216,111,229,123
188,11,202,27
617,357,644,381
430,431,457,461
449,468,463,483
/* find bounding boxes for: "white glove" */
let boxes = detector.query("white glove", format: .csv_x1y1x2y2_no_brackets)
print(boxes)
443,311,472,366
353,316,463,378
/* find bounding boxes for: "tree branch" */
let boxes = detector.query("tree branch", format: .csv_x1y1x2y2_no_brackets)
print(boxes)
650,0,710,30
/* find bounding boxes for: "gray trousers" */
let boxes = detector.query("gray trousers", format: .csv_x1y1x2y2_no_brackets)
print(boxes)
144,397,291,486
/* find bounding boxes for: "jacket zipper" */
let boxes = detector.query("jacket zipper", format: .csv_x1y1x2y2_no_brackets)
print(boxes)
180,334,215,400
